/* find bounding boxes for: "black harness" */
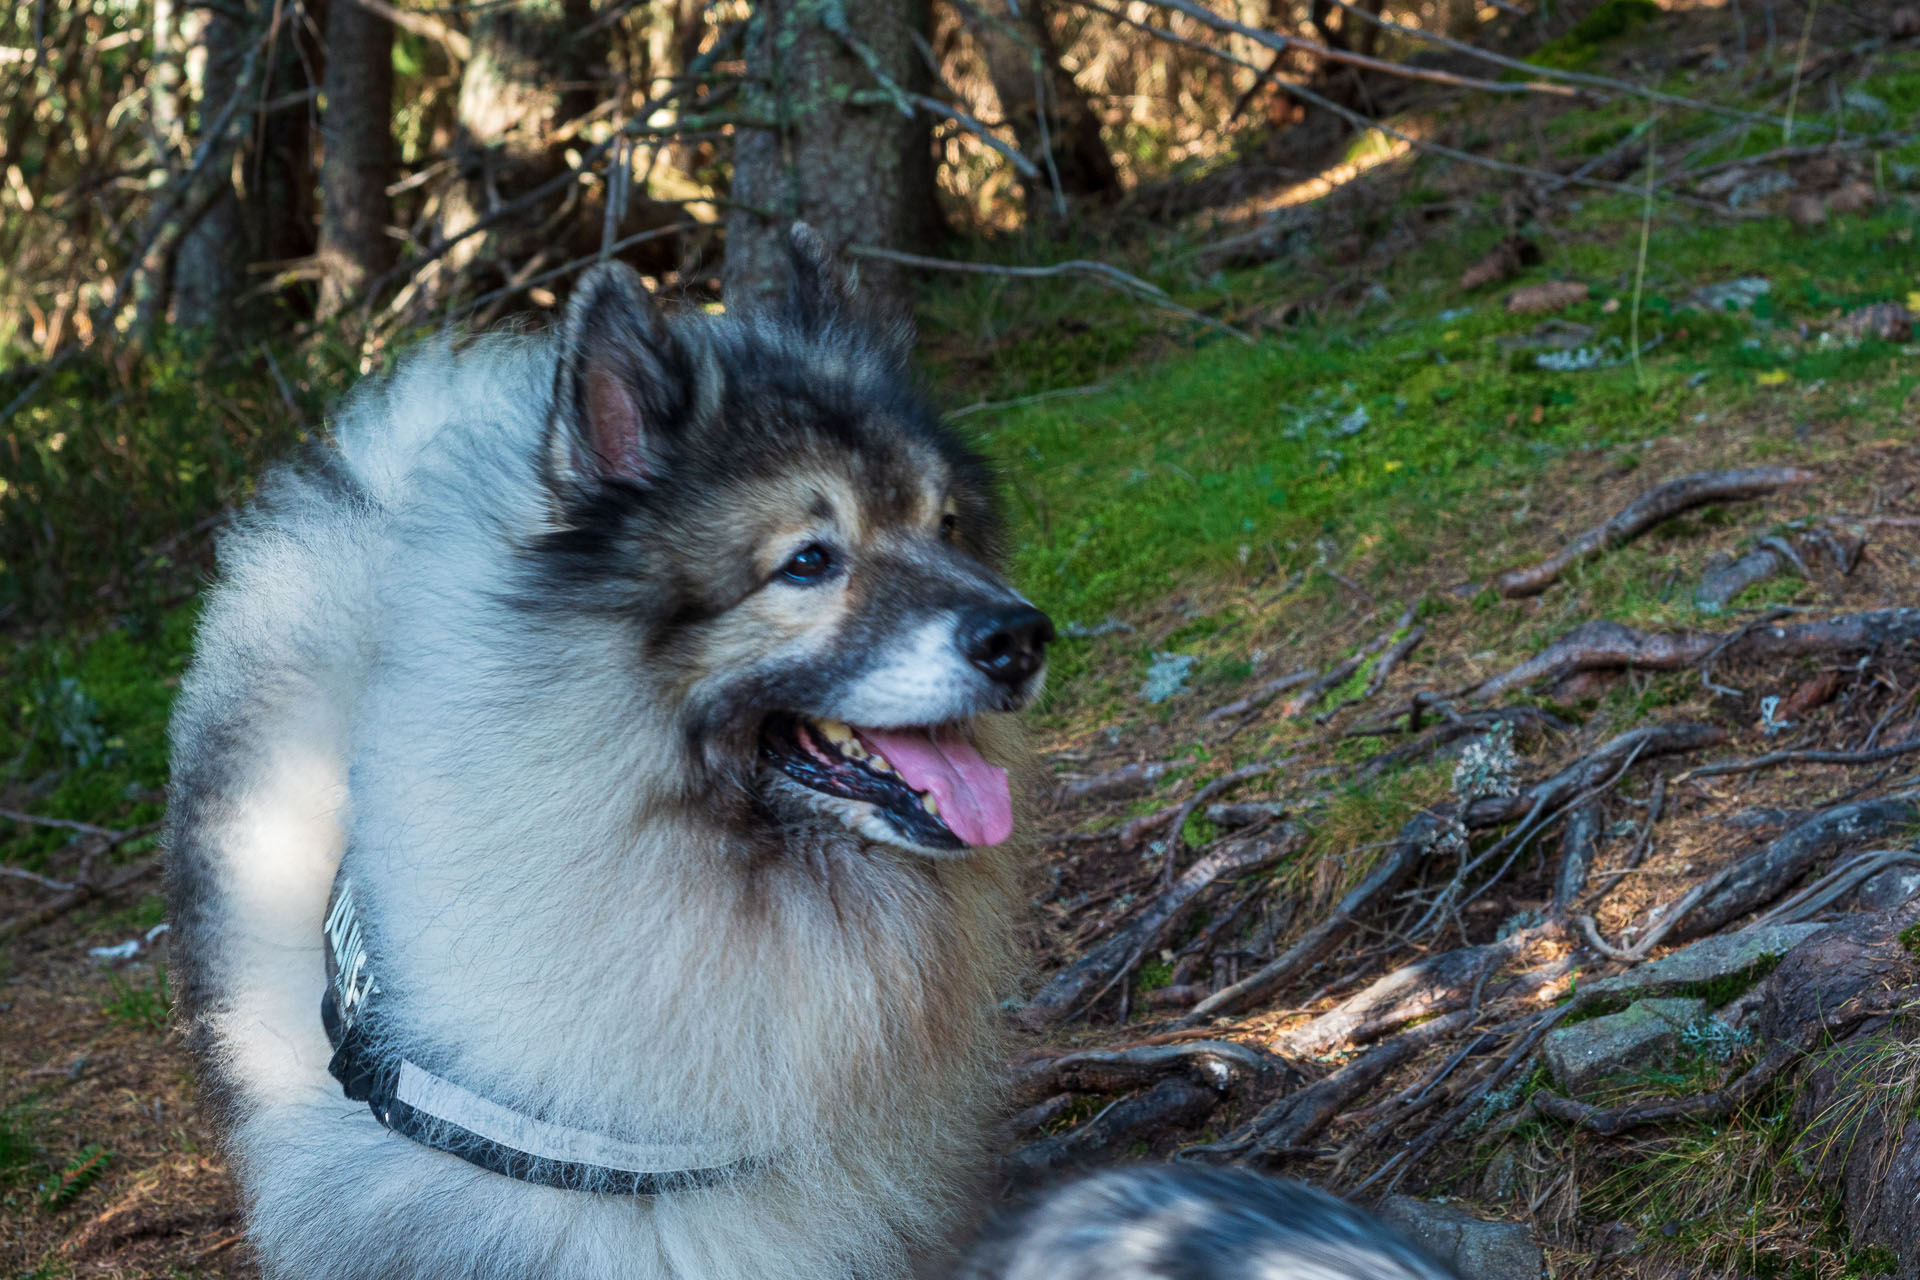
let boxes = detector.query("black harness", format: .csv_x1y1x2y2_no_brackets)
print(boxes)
322,877,752,1195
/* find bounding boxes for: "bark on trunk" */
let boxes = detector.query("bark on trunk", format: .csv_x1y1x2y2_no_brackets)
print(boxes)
172,3,248,331
723,0,937,320
317,0,397,317
440,0,599,277
173,0,319,335
970,0,1117,223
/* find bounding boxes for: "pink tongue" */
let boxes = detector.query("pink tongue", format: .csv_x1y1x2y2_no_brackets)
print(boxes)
853,725,1013,847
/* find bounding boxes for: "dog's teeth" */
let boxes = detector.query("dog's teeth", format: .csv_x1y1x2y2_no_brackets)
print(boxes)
842,738,868,761
817,718,854,746
921,794,940,816
869,753,892,773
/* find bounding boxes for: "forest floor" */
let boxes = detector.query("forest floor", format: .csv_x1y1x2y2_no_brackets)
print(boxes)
6,3,1920,1277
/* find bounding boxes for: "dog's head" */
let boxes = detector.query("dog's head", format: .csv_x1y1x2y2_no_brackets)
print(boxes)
526,228,1051,856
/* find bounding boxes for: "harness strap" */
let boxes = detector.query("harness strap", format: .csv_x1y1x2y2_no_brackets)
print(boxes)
322,877,753,1196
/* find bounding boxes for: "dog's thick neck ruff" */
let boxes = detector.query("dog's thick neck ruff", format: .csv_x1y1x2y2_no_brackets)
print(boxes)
321,875,755,1196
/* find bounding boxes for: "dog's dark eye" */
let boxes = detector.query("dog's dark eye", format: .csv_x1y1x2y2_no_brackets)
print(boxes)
779,543,837,584
939,512,958,540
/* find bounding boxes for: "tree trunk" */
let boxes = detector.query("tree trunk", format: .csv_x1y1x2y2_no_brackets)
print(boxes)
173,0,319,335
971,0,1117,224
317,0,397,317
132,0,188,334
724,0,936,320
172,3,248,332
439,0,599,280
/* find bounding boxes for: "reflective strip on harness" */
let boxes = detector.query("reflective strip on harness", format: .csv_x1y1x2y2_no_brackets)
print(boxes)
321,876,753,1196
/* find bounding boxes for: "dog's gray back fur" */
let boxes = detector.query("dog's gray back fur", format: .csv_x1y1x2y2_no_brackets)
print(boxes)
956,1168,1462,1280
167,263,1028,1279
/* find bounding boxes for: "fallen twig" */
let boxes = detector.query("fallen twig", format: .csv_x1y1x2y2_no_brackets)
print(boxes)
0,855,162,942
846,245,1254,345
1495,467,1815,598
1585,773,1666,905
0,806,133,840
0,863,78,892
1679,740,1920,783
1202,668,1316,722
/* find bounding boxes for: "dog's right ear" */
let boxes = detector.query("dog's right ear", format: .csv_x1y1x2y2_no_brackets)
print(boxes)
784,222,857,335
548,262,686,493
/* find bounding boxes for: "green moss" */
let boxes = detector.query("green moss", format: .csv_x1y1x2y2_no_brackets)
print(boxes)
1676,955,1786,1008
1,607,193,873
1135,959,1175,995
100,965,170,1032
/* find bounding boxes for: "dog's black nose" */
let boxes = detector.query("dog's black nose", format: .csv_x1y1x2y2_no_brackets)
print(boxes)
960,604,1054,688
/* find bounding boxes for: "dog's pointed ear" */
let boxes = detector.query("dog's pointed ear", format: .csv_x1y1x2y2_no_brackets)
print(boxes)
548,262,684,492
784,222,857,334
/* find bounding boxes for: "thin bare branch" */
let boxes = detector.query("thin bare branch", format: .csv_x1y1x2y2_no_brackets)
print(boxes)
844,244,1255,345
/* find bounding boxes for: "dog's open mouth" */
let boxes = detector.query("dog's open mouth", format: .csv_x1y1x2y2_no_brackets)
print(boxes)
760,714,1013,849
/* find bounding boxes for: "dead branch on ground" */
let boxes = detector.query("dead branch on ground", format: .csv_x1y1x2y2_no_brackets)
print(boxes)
1495,467,1814,598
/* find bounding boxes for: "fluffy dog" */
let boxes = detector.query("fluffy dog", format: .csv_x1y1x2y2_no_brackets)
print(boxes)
957,1167,1461,1280
168,232,1045,1279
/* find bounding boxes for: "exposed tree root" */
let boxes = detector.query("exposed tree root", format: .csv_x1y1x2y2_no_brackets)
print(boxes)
1466,608,1920,703
1669,794,1920,942
1178,809,1455,1025
1216,1010,1476,1163
1533,989,1914,1137
1695,547,1792,613
1272,939,1526,1058
1495,467,1813,598
1004,1077,1224,1184
1009,1040,1289,1106
1202,668,1315,722
1549,800,1602,917
1022,826,1303,1026
1180,722,1718,1025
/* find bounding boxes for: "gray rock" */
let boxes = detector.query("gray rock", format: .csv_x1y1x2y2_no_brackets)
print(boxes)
1544,997,1706,1094
1854,865,1920,913
1580,923,1827,1003
1376,1197,1543,1279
